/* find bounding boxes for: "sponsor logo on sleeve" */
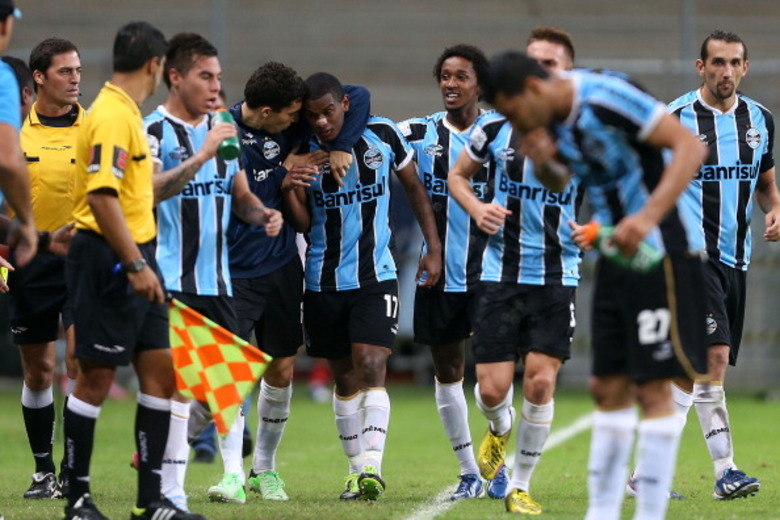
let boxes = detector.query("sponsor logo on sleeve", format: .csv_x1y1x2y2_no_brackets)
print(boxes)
87,144,102,173
112,146,128,179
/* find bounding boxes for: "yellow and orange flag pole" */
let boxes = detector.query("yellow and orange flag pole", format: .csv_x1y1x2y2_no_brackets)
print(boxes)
168,298,272,435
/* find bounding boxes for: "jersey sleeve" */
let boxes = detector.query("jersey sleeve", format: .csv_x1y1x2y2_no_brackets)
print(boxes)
589,78,666,142
144,118,164,166
332,85,371,153
0,65,21,129
466,118,491,163
397,118,427,162
760,108,775,173
85,110,135,194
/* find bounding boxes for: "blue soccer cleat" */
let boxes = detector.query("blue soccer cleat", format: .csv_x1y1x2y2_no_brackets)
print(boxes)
450,473,484,500
713,468,760,500
487,464,510,499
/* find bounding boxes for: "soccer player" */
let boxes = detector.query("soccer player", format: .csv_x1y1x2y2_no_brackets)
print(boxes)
446,29,579,514
227,63,370,501
283,72,441,500
8,37,82,500
1,55,34,119
665,30,777,500
144,33,283,510
481,51,709,520
63,22,203,520
398,44,491,501
0,0,38,266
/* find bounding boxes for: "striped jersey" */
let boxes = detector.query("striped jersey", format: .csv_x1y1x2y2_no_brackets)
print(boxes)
669,90,774,270
466,112,581,286
551,70,700,255
145,105,239,296
399,111,491,292
305,116,414,292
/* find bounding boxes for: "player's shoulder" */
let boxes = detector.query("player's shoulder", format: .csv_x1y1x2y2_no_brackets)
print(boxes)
739,93,773,116
143,106,166,126
398,112,444,140
667,90,698,112
474,109,505,129
367,115,405,140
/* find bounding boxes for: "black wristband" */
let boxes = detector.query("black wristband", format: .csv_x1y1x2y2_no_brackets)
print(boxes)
37,231,50,255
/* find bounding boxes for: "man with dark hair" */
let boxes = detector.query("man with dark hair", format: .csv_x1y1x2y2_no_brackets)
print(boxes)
446,37,580,514
482,50,708,520
526,26,575,72
6,36,82,501
64,21,203,520
1,55,33,118
0,0,38,266
145,32,282,511
283,71,441,501
398,44,492,501
663,29,776,500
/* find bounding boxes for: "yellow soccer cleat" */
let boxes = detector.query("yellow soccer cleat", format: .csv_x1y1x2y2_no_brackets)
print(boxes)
477,428,511,480
505,488,542,515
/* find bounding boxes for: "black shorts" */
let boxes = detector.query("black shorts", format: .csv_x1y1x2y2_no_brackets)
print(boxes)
413,288,475,345
65,231,168,366
304,280,399,359
169,291,238,335
702,258,746,365
591,253,708,383
232,257,303,358
8,251,71,344
471,282,575,364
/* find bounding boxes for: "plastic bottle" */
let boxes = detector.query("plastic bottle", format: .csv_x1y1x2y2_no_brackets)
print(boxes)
580,221,663,273
212,108,241,161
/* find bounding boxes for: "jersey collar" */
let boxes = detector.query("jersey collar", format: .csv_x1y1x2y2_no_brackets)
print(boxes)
26,101,84,127
442,108,486,135
104,81,143,118
696,88,739,116
156,104,209,130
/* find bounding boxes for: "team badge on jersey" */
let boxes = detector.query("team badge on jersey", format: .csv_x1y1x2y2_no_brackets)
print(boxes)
169,146,189,161
497,147,516,162
363,147,383,169
87,144,102,173
746,127,761,150
424,143,444,157
263,139,280,160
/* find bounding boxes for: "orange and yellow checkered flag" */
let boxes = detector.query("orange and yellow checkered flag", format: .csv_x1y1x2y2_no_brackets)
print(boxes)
168,298,272,435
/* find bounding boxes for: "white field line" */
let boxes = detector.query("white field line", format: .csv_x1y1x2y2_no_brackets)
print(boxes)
403,412,594,520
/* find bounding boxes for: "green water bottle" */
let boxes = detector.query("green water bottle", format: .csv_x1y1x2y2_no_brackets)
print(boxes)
582,221,664,273
213,108,241,161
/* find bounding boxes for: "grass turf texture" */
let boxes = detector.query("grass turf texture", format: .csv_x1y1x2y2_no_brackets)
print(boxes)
0,384,776,519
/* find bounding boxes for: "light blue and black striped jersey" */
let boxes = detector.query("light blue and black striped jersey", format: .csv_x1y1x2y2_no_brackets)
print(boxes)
399,111,492,292
145,106,239,296
669,90,774,270
305,116,414,292
466,112,581,286
551,70,700,255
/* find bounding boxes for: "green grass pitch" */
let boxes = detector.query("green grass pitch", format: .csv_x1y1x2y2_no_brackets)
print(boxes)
0,384,776,519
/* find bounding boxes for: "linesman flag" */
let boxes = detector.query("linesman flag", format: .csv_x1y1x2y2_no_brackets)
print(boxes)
168,298,272,434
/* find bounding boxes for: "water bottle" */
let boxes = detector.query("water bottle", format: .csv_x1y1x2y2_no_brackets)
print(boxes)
212,108,241,161
580,221,663,273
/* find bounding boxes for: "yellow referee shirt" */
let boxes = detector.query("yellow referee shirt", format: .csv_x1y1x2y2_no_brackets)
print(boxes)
72,82,156,243
19,102,84,232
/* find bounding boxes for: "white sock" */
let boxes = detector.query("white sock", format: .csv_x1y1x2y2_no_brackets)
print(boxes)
219,411,245,482
362,388,390,474
435,379,479,476
22,384,54,408
253,380,292,474
161,400,190,502
187,400,212,441
693,382,734,478
333,391,364,473
474,383,514,436
510,398,554,492
671,383,693,432
632,414,681,520
584,407,638,520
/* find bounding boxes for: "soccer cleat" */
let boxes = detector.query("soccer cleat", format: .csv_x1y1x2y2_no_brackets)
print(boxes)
358,465,386,501
505,488,542,515
713,468,760,500
207,473,246,504
23,471,61,499
626,472,685,500
63,493,109,520
477,407,515,480
130,497,207,519
248,470,289,501
487,465,510,499
340,472,361,500
450,473,484,500
167,494,190,512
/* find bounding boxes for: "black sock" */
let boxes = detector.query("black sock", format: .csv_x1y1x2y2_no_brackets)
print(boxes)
63,401,97,505
59,395,69,479
135,402,170,508
23,402,56,474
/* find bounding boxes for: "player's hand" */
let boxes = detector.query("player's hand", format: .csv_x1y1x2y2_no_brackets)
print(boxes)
198,122,237,160
568,220,593,251
612,213,653,257
281,164,320,192
764,209,780,241
416,251,442,287
0,252,13,293
283,150,329,170
261,208,284,237
7,219,38,267
472,202,512,235
329,150,353,187
50,222,76,257
520,127,557,163
127,266,165,304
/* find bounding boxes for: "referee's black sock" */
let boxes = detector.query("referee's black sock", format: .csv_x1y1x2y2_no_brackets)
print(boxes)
135,393,171,509
63,395,101,505
21,384,56,474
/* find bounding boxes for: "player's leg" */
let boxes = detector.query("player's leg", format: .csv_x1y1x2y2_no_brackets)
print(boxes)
160,391,192,510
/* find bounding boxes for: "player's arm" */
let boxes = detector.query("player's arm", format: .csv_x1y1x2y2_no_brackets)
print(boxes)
520,127,573,192
0,123,37,266
448,148,511,235
395,159,441,286
0,214,75,256
152,122,236,204
230,171,283,236
280,167,315,233
329,85,371,183
756,167,780,241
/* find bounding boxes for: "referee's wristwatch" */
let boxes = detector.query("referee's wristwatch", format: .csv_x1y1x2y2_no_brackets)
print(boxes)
124,258,147,273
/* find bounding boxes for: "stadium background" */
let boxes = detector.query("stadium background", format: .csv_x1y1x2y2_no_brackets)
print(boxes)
2,0,780,390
